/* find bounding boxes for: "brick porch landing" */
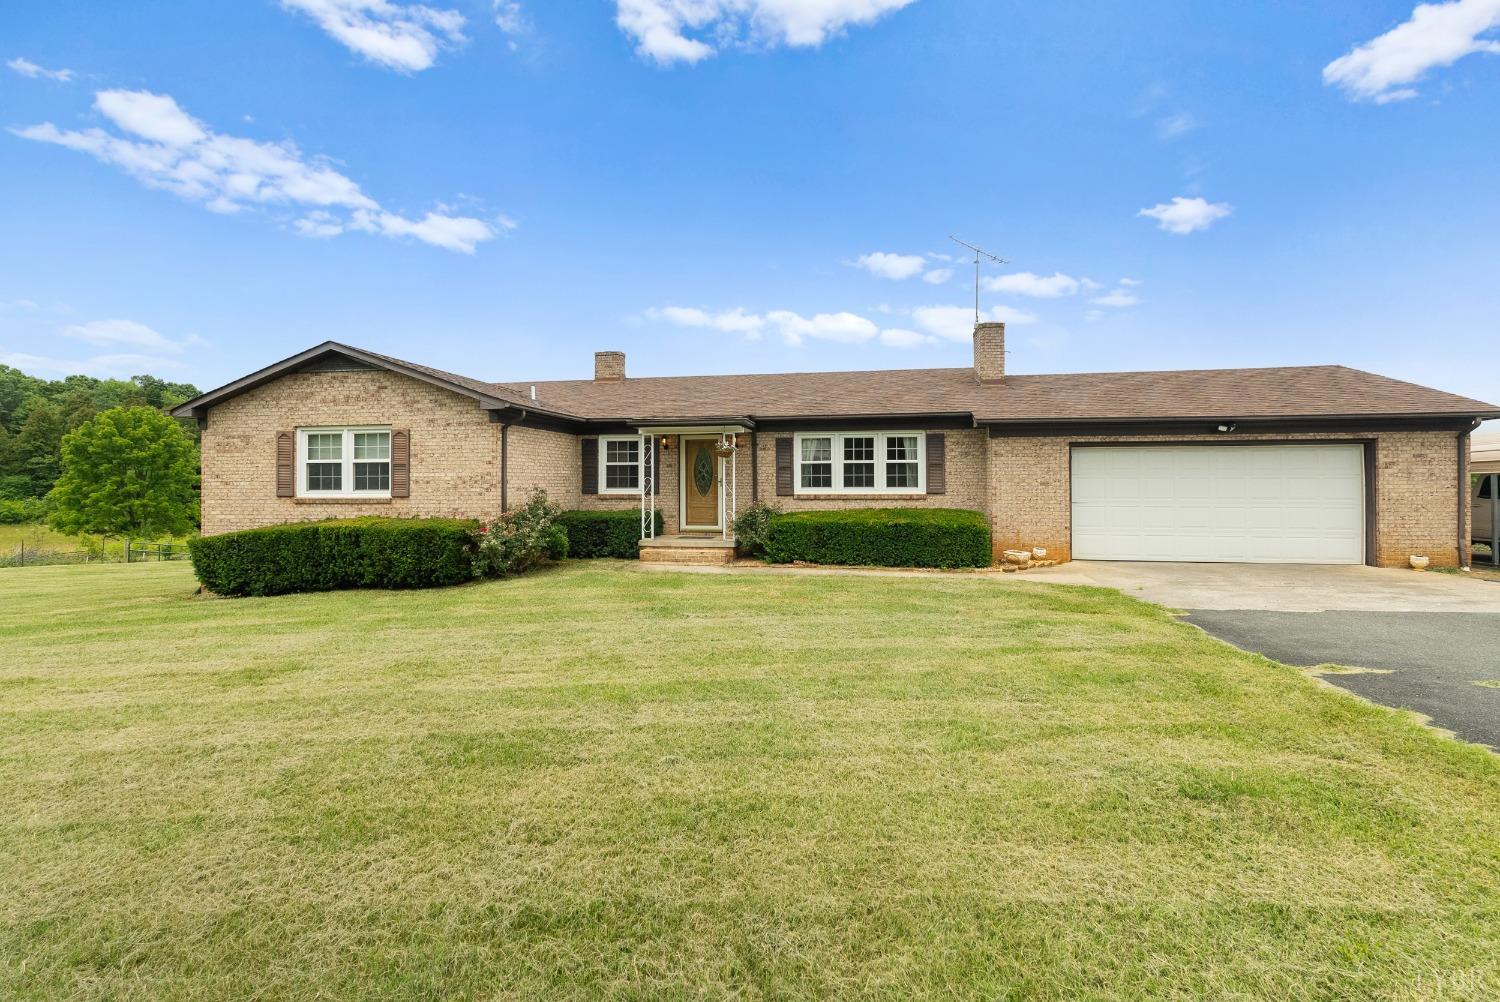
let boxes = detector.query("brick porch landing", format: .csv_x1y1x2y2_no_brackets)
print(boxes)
639,535,737,566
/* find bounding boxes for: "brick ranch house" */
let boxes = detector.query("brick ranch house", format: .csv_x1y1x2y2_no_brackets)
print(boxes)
173,322,1498,568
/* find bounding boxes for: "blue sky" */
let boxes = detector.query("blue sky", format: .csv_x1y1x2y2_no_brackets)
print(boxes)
2,1,1498,415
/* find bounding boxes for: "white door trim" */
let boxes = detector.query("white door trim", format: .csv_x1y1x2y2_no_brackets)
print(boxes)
679,436,723,532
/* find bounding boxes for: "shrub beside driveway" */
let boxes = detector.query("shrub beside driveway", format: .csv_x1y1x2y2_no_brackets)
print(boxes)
1,562,1497,999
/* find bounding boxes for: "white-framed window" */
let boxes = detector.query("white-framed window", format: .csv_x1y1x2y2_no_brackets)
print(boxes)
599,435,641,494
297,427,391,498
794,432,925,495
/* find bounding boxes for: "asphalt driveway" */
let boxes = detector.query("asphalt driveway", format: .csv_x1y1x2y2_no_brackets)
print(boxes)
1034,562,1500,750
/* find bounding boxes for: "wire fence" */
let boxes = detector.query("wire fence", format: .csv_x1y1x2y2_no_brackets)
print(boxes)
126,542,191,562
0,539,191,568
0,545,100,568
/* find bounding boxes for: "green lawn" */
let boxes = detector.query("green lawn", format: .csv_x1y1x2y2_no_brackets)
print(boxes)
2,563,1497,1000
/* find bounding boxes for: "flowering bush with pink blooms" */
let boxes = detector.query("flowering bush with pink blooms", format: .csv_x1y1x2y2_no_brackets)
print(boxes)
471,489,567,579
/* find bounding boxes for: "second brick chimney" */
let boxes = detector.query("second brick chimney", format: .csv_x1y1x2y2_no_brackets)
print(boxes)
973,322,1005,383
594,351,626,381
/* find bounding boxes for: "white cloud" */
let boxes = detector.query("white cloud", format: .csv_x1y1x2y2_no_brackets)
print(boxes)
0,350,185,378
1155,111,1197,139
349,208,495,254
648,306,767,339
911,305,1037,342
647,304,928,348
1324,0,1500,103
983,271,1080,298
7,57,74,82
766,310,878,346
877,328,935,348
1090,288,1139,308
60,319,196,353
294,210,345,238
614,0,918,65
921,268,953,285
94,89,207,145
1137,196,1233,234
14,90,501,253
280,0,466,72
493,1,529,44
854,251,927,280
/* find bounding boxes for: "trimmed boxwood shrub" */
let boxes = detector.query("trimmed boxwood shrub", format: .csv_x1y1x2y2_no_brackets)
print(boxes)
189,517,478,597
556,509,664,559
763,508,991,569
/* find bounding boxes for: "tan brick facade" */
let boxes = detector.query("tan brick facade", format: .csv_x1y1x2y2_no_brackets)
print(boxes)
200,368,1468,569
505,423,581,511
988,430,1465,568
200,369,499,535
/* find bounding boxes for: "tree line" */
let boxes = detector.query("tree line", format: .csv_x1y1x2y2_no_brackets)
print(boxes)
0,365,200,504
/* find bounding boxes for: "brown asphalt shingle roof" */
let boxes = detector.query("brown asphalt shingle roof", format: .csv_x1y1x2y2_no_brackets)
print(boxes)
496,364,1498,423
171,341,1499,425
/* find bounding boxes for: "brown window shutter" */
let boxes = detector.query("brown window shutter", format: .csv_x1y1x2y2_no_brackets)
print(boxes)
775,437,794,496
581,438,598,495
391,429,411,498
276,431,294,498
926,432,946,495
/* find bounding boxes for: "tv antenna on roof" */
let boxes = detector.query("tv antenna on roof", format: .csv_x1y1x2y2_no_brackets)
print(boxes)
948,235,1008,324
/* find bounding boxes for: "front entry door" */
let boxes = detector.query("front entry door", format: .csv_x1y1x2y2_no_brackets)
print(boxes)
681,437,722,531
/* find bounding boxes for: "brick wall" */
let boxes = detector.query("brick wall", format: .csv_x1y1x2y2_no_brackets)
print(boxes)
987,430,1464,568
505,423,581,511
200,369,499,535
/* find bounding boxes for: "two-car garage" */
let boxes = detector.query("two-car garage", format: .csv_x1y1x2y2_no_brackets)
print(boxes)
1070,444,1367,564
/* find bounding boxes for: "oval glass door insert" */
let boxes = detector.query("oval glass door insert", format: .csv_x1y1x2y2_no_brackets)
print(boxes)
693,449,714,496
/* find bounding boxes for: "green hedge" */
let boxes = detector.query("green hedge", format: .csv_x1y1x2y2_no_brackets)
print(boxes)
763,508,991,569
556,509,664,559
189,517,478,597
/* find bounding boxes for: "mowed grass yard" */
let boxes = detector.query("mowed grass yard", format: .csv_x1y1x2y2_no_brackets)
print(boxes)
2,563,1498,1000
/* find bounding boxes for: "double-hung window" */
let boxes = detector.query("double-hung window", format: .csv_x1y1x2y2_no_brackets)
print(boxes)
795,432,924,495
298,427,391,498
600,436,641,494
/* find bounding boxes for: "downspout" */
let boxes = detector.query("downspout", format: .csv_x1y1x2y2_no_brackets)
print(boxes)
498,408,528,514
750,429,758,503
1460,421,1478,569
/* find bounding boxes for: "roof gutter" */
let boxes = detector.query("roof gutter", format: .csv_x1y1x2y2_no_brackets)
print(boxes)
975,409,1500,426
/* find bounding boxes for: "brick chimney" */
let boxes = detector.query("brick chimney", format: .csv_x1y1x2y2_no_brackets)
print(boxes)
594,351,625,381
973,322,1005,383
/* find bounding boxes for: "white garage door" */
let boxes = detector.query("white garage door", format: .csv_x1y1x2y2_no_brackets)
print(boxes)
1071,445,1365,564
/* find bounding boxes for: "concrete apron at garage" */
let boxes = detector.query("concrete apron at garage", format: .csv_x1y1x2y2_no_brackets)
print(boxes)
1032,562,1500,750
1035,561,1500,613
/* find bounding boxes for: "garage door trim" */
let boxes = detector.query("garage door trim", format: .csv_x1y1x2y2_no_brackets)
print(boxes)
1067,439,1377,566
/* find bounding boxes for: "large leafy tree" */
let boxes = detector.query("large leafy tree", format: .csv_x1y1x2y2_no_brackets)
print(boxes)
50,407,199,555
0,371,199,501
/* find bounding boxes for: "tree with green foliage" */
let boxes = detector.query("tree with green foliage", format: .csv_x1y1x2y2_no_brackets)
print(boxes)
0,368,199,504
50,407,199,559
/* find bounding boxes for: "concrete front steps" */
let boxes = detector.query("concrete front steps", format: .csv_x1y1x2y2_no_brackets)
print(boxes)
639,535,737,566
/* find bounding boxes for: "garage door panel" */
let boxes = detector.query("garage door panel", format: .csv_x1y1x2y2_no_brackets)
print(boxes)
1070,445,1364,564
